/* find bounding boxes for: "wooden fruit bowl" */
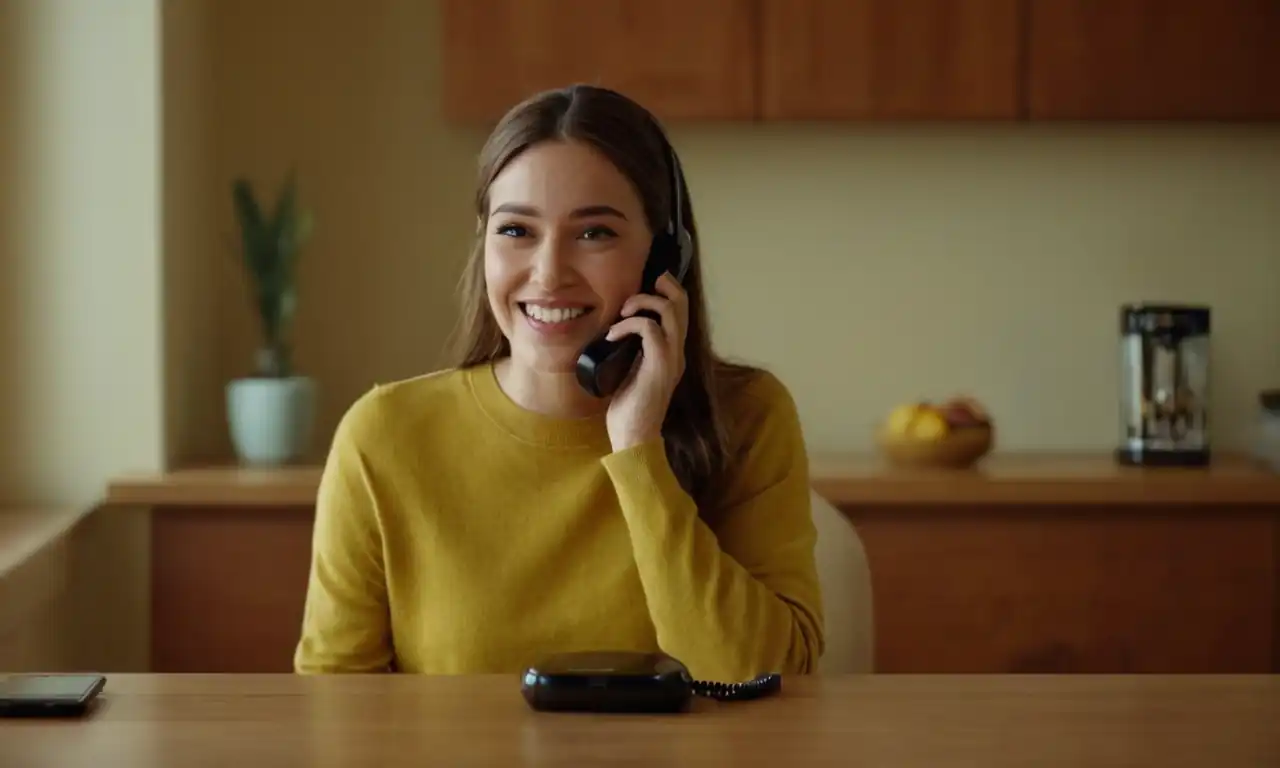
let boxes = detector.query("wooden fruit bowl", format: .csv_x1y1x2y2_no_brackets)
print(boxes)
876,424,995,469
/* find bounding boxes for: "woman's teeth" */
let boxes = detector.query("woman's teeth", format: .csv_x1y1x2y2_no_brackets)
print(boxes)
522,304,589,324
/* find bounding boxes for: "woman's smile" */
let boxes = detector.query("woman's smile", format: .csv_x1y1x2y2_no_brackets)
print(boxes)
519,301,597,337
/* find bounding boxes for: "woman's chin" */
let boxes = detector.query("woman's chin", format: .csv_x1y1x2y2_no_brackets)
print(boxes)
511,345,583,375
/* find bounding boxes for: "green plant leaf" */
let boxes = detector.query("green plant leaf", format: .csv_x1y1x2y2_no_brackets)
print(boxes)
232,178,269,274
231,172,312,376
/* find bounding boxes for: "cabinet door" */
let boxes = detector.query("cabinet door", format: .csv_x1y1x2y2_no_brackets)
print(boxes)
151,509,314,673
1028,0,1280,119
759,0,1022,120
440,0,756,122
846,506,1277,674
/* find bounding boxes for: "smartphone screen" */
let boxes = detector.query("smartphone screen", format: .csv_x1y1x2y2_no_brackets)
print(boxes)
0,674,105,702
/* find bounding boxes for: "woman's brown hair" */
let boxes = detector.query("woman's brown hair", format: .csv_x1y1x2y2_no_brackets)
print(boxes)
445,84,761,503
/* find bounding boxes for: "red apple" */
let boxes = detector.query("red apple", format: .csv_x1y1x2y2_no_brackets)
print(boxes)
941,396,991,428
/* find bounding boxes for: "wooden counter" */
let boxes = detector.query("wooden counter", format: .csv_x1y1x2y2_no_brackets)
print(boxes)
105,452,1280,508
3,674,1278,767
811,452,1280,505
101,453,1280,677
106,465,321,508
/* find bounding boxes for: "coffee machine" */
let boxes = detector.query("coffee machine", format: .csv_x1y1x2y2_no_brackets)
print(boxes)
1117,304,1211,466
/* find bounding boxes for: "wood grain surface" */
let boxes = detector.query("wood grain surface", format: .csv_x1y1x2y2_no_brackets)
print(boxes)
1,674,1277,767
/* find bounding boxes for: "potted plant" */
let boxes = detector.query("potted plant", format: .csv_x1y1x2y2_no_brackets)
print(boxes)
226,172,317,466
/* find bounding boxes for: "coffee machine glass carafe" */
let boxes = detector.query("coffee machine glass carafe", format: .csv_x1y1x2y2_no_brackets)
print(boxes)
1117,304,1210,466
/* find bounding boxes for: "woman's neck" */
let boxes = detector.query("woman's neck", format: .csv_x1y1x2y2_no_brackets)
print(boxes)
493,357,607,419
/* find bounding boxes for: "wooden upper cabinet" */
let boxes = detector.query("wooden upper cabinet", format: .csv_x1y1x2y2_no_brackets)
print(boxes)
759,0,1022,120
440,0,756,122
1028,0,1280,119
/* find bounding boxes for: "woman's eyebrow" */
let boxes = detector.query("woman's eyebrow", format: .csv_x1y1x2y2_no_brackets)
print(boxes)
490,202,628,220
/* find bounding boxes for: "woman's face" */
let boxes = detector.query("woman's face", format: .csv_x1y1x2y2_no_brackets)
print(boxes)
484,139,653,374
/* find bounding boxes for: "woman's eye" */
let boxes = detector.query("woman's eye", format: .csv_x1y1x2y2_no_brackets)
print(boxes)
495,224,528,238
581,226,617,241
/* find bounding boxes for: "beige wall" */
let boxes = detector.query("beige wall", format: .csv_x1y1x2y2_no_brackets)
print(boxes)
210,0,482,463
0,0,163,672
212,0,1280,461
0,0,165,505
684,123,1280,451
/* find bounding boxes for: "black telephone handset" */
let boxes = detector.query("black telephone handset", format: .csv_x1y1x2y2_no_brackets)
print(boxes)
575,146,694,399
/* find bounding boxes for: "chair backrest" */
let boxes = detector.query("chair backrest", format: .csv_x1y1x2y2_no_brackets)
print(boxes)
809,488,875,674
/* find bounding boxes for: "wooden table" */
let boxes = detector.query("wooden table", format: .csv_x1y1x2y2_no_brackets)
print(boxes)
2,674,1278,766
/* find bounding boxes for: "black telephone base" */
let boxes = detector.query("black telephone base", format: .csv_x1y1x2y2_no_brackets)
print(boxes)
521,651,781,714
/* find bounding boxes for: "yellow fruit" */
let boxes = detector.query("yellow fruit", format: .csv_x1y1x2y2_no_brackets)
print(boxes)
885,404,921,436
910,410,949,441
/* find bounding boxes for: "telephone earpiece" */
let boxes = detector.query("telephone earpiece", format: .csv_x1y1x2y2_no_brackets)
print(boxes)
576,142,693,398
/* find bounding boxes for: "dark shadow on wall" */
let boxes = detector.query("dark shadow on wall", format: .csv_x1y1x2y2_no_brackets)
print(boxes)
160,0,227,467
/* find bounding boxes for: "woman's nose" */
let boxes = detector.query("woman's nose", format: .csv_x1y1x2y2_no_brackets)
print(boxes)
528,235,574,288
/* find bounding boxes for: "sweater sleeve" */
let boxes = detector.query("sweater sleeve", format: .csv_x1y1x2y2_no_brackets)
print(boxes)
599,374,825,682
294,393,395,674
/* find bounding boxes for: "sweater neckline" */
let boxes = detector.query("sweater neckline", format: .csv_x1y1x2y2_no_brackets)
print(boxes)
466,360,611,451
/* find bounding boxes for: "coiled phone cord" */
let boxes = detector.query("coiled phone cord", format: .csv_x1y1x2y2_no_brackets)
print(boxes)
690,673,783,702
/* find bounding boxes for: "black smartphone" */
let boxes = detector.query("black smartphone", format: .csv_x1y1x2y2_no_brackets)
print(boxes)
0,674,106,718
575,146,694,398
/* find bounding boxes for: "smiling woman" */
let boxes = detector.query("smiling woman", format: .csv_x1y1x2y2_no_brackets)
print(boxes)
484,145,649,382
293,85,826,684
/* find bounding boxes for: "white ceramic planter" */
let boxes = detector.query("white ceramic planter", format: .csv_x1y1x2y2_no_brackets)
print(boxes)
226,376,317,466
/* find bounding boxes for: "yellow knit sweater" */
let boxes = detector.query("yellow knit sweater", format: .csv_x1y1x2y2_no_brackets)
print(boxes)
294,361,824,682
